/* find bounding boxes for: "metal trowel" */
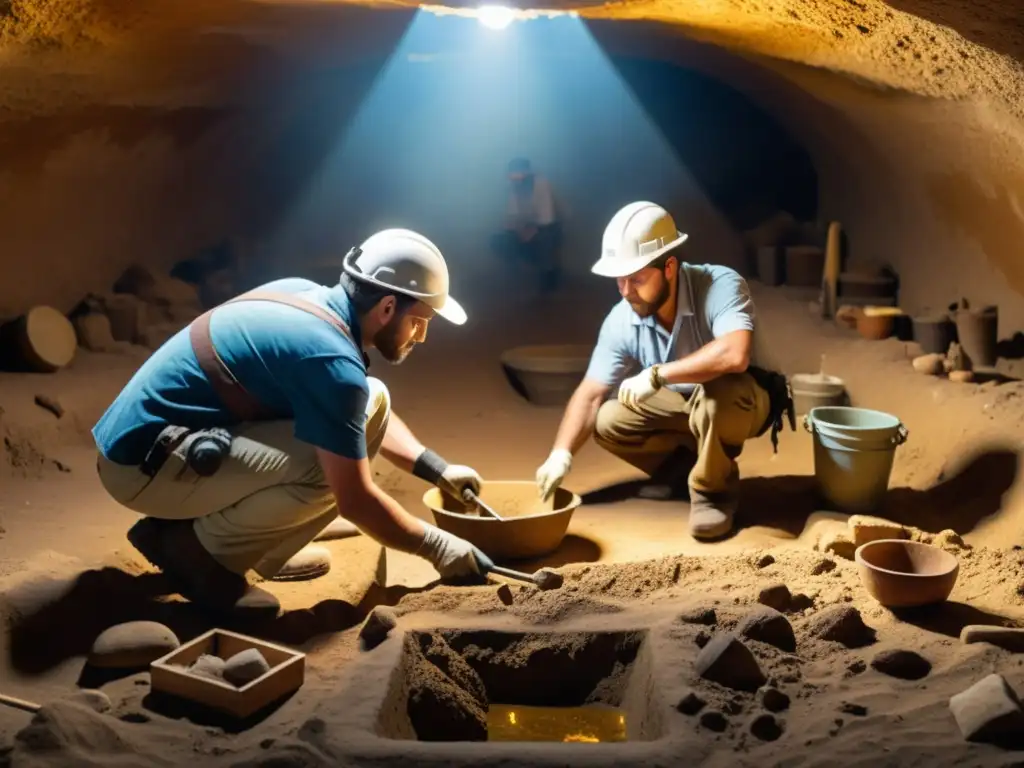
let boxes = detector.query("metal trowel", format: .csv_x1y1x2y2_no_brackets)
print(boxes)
461,488,505,521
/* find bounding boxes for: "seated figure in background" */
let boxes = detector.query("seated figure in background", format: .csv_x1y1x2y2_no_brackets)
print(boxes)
490,157,563,293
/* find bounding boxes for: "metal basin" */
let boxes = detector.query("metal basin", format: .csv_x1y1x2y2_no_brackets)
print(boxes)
422,481,581,563
500,345,591,407
855,539,959,608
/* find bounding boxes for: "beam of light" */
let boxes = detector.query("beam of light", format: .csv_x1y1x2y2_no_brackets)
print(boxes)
266,8,741,306
476,5,515,30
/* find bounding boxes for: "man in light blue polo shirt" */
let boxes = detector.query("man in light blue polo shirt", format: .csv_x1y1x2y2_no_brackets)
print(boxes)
534,201,786,539
93,228,494,616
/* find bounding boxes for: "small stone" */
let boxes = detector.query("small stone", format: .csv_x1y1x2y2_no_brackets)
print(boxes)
699,710,728,732
359,606,399,651
750,713,783,741
805,605,876,648
818,530,856,561
761,687,790,712
189,654,226,681
811,557,836,575
848,515,906,547
846,659,867,676
912,353,944,375
948,370,975,383
757,583,792,612
840,702,867,716
223,648,271,687
89,621,180,669
949,674,1024,744
63,689,111,713
73,313,116,352
695,630,711,648
496,584,514,605
870,649,931,680
737,606,797,652
756,554,775,568
961,625,1024,652
676,690,706,715
678,606,717,625
934,529,967,550
695,633,767,692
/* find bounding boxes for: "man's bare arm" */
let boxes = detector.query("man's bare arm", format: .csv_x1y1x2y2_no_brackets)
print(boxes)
658,330,752,386
378,410,425,474
316,447,426,553
551,378,612,455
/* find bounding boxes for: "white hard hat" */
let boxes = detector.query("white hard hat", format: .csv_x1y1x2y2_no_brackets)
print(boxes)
342,228,466,325
591,201,688,278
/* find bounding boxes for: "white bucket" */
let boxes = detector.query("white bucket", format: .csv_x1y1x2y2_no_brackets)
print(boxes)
804,406,908,514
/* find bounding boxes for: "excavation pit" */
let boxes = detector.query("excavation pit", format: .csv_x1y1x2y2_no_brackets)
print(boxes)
376,629,663,744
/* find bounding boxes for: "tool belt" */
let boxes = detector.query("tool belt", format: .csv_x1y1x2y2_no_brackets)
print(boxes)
188,288,360,422
747,365,796,454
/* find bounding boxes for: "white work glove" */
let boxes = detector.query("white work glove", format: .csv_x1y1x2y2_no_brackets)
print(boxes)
417,524,494,581
438,464,483,502
618,366,662,410
536,448,573,502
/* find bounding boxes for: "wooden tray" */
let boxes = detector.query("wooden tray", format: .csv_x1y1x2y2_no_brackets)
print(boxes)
150,629,305,719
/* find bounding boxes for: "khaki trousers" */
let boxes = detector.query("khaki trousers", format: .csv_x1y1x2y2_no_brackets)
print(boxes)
97,377,391,579
594,372,770,494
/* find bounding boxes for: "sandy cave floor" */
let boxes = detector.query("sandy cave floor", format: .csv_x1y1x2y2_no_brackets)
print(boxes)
0,281,1022,765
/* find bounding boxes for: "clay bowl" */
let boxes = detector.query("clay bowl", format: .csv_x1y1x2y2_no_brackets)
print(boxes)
500,345,591,407
855,539,959,608
423,481,581,563
856,306,903,341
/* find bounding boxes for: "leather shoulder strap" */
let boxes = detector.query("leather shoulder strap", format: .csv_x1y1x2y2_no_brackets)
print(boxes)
190,288,362,423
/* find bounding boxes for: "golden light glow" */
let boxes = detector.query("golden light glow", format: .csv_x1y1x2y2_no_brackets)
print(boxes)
563,732,600,743
487,704,627,743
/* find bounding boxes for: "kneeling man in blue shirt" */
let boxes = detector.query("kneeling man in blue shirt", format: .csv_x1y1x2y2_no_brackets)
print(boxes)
534,202,791,540
92,228,493,616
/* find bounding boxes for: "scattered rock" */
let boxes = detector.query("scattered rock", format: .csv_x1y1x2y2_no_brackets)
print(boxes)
846,659,867,676
695,630,711,648
496,584,514,606
912,353,944,375
270,545,332,581
961,625,1024,652
676,690,706,715
695,633,767,692
359,606,399,651
949,674,1024,744
757,583,791,611
189,654,227,681
88,621,180,669
811,557,836,575
737,606,797,652
62,690,111,714
818,530,856,561
756,554,776,568
840,702,868,716
945,341,967,372
33,394,64,419
699,710,728,732
848,515,906,547
760,687,790,713
934,529,967,550
73,313,116,352
870,649,931,680
99,293,145,342
805,605,876,648
948,370,975,383
750,713,783,741
223,648,271,687
678,605,717,625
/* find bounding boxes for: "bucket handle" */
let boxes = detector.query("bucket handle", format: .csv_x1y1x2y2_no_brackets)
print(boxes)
804,415,910,446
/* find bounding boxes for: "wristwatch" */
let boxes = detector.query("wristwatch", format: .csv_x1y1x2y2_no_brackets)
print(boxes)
649,364,666,390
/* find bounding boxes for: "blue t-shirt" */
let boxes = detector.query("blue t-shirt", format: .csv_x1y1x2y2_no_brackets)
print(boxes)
92,278,370,465
584,263,757,395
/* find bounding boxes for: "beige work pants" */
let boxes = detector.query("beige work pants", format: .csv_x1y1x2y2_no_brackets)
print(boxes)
594,373,770,494
97,377,391,579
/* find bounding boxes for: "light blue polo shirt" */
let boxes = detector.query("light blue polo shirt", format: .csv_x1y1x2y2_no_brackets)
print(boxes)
92,277,371,466
584,263,756,394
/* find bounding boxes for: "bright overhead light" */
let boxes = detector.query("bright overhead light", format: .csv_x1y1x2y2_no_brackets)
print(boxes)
477,5,515,30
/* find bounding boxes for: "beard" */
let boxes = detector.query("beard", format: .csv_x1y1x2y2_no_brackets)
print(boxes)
627,274,671,318
374,318,416,364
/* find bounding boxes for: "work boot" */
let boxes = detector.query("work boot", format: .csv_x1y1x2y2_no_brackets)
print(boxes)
687,471,740,540
127,518,280,619
636,447,696,501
